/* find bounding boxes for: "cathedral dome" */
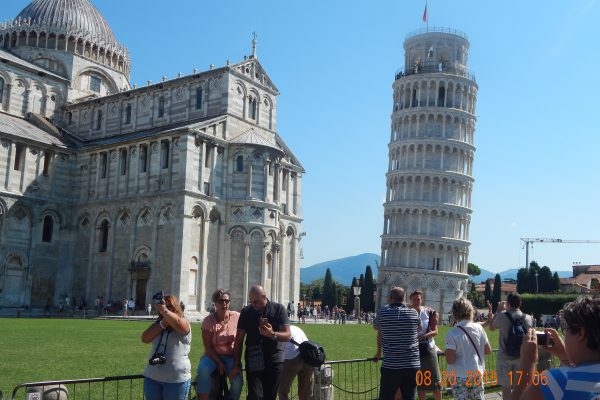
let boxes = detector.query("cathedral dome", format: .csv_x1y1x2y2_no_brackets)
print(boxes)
15,0,118,49
0,0,130,78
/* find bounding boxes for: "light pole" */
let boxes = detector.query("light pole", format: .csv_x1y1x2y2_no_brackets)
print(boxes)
535,271,539,294
353,285,361,323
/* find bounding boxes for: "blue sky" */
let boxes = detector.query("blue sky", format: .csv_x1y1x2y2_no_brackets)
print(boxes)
6,0,600,273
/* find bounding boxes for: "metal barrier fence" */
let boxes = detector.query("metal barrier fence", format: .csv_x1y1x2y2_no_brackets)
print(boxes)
11,375,145,400
10,350,532,400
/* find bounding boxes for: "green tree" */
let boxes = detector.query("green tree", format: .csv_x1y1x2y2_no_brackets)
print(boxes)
331,283,339,308
311,285,322,300
517,267,530,293
539,266,553,293
552,272,562,292
322,268,335,307
528,261,541,293
347,277,358,312
468,263,481,277
362,265,376,312
467,282,483,308
484,279,492,306
492,274,502,312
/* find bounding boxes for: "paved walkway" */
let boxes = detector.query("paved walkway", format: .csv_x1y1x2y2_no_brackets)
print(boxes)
484,392,503,399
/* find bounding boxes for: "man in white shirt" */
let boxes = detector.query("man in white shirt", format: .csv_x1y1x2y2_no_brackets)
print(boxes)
279,325,314,400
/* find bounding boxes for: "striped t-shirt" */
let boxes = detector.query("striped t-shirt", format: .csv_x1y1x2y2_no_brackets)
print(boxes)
540,363,600,399
374,303,420,370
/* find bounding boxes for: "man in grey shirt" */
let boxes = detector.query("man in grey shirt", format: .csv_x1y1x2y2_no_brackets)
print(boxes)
490,292,532,400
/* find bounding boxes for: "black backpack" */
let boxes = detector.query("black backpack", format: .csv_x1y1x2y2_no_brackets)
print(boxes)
291,339,326,367
504,312,526,358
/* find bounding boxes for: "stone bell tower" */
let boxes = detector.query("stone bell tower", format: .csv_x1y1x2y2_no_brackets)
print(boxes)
377,28,478,315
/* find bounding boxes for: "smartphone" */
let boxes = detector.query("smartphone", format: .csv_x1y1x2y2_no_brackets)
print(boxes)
536,332,551,347
260,317,268,325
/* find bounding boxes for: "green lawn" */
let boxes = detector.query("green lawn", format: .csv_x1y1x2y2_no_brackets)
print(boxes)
0,318,500,398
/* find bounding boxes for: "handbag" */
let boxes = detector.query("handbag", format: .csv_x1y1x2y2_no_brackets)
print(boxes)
245,344,265,372
290,339,326,367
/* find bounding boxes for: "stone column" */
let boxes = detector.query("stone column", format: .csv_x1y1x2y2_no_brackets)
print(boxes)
199,141,205,192
198,218,209,312
209,145,217,196
243,237,250,301
273,163,280,203
247,157,253,198
261,241,268,289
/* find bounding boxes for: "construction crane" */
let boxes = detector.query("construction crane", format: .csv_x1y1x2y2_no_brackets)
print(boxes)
520,238,600,269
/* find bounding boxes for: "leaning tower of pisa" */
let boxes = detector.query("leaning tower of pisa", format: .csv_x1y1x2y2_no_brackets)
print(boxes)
377,28,478,315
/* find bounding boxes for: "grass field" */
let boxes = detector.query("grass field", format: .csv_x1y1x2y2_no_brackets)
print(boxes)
0,318,500,398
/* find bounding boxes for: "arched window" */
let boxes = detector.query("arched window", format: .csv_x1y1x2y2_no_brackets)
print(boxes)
236,155,243,172
96,109,102,130
161,140,169,169
42,215,53,242
125,103,132,124
158,96,165,118
99,220,109,252
90,75,101,93
249,97,257,120
0,77,4,104
438,87,445,107
196,88,203,110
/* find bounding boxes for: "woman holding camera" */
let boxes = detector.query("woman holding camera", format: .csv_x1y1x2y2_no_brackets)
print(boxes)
142,294,192,400
196,289,242,400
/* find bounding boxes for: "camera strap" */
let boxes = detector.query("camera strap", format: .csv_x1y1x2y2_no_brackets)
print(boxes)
150,328,171,360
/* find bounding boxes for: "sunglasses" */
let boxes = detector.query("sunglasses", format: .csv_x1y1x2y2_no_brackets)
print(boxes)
217,299,230,304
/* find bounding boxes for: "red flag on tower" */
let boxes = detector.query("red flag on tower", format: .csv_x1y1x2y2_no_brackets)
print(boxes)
422,3,428,23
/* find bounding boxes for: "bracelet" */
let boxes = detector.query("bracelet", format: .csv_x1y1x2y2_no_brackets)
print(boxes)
159,320,167,330
272,332,277,340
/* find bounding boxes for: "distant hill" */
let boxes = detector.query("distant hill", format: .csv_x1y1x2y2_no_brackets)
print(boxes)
300,253,380,284
301,256,574,286
469,268,573,284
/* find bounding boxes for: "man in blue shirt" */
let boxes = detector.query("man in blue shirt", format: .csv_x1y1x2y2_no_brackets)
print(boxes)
374,287,421,400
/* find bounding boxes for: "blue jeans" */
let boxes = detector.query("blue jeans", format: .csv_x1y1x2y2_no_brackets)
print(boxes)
143,376,190,400
196,354,243,400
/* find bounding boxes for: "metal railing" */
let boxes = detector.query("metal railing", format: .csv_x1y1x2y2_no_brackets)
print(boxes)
405,27,469,41
11,375,145,400
11,350,554,400
395,64,476,82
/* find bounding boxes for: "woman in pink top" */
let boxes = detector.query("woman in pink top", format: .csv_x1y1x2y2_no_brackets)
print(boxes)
195,289,242,400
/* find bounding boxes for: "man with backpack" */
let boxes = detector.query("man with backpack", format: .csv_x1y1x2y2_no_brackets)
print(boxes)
490,292,533,400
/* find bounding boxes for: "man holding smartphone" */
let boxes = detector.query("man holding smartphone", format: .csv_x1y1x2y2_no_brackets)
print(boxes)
489,292,533,400
233,285,291,400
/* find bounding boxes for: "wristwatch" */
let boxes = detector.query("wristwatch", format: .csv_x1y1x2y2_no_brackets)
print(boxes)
272,332,277,340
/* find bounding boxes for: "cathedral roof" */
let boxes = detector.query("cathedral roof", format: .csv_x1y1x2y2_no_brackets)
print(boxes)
7,0,122,51
0,48,66,81
0,112,71,147
230,128,281,151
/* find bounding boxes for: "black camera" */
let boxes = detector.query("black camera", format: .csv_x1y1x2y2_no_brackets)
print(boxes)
536,332,552,347
153,291,164,305
149,354,166,365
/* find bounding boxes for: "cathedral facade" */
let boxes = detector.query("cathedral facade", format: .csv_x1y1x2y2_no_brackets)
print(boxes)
0,0,303,313
378,28,477,314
